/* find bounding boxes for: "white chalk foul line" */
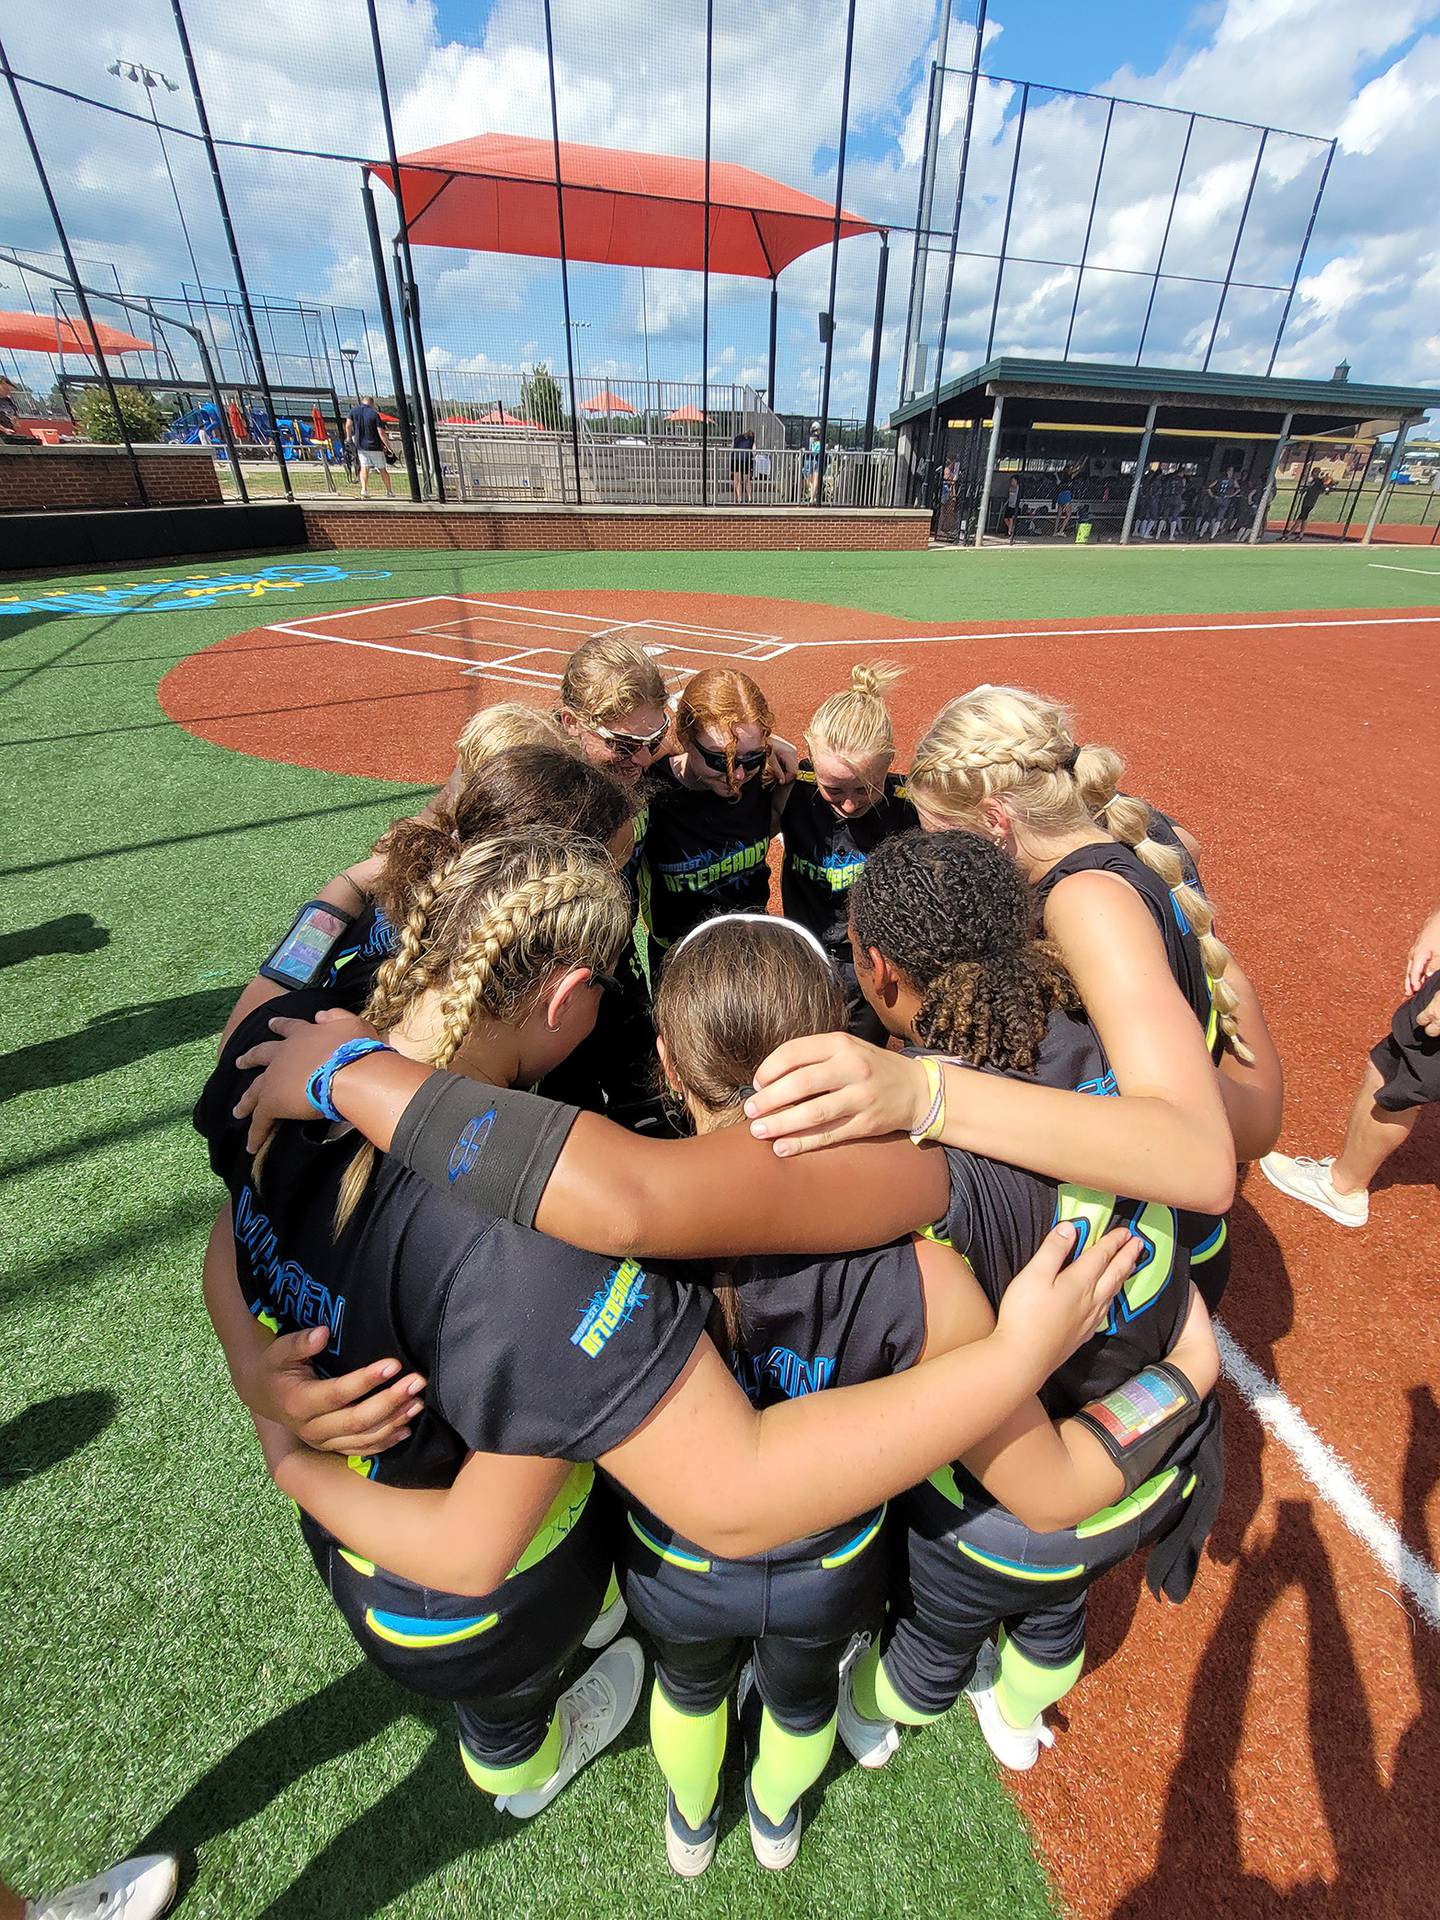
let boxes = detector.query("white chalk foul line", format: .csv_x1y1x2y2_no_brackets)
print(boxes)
1215,1323,1440,1633
1368,563,1440,578
777,611,1440,651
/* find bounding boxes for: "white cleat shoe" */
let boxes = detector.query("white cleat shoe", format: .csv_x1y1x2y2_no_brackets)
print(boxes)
497,1636,645,1819
582,1590,628,1649
965,1641,1055,1773
744,1771,803,1871
664,1788,721,1877
836,1633,900,1770
30,1855,178,1920
1259,1152,1369,1228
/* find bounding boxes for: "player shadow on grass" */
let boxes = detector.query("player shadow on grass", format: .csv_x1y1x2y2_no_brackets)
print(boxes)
0,913,110,970
1114,1384,1440,1918
0,985,238,1102
0,1391,116,1490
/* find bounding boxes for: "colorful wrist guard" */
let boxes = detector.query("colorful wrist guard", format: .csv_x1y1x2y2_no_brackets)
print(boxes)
306,1038,392,1123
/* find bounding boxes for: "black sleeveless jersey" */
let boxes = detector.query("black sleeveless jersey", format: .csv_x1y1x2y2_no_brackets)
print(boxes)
911,1012,1193,1420
194,990,708,1490
1033,840,1220,1061
779,764,915,953
638,758,774,950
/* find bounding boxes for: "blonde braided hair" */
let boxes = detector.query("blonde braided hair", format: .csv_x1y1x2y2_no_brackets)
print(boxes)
910,684,1251,1061
331,828,630,1234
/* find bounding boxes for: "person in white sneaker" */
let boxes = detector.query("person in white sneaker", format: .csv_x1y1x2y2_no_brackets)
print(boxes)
1262,903,1440,1228
1,1853,176,1920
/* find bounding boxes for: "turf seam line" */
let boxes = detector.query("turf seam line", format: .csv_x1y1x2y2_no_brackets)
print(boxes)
1216,1323,1440,1633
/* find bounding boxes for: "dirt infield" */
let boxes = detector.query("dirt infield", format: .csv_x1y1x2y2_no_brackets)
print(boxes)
159,588,1440,1916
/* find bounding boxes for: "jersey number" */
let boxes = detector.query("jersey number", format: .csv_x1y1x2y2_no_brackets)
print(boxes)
1054,1184,1177,1334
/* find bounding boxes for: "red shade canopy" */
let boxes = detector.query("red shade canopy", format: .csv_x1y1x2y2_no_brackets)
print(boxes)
0,310,153,356
370,133,878,279
584,391,636,415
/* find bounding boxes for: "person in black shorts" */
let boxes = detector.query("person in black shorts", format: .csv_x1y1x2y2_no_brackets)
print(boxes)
640,668,787,982
731,428,756,504
837,831,1221,1773
778,663,914,1041
1262,899,1440,1227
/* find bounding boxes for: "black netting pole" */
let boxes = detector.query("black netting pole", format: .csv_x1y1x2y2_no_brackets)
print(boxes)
1063,96,1114,360
541,0,584,504
862,231,889,451
899,57,941,403
919,0,988,511
169,0,293,500
701,0,713,507
767,278,778,411
365,0,444,501
815,0,859,504
0,40,149,504
1136,112,1194,366
360,172,421,500
984,80,1028,361
391,235,433,493
1203,127,1268,371
1267,137,1336,376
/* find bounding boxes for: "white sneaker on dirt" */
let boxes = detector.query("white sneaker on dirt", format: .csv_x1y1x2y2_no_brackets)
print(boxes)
1259,1152,1369,1228
965,1641,1055,1772
664,1788,721,1877
836,1633,900,1770
582,1590,628,1649
497,1636,645,1819
29,1855,178,1920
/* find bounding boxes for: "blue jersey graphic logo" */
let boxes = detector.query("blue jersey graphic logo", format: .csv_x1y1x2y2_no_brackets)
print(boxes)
235,1183,346,1353
447,1108,498,1184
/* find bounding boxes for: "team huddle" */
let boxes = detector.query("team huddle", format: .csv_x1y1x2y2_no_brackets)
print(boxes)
196,635,1281,1878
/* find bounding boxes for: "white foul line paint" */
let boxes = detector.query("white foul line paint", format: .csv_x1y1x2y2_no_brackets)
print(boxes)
1368,563,1440,578
776,611,1440,652
1215,1324,1440,1633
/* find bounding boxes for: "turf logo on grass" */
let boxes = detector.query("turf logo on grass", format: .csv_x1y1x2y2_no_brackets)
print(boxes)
0,562,391,617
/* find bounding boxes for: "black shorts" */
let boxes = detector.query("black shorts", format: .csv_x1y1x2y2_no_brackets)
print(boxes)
300,1467,611,1770
618,1499,887,1733
1370,975,1440,1113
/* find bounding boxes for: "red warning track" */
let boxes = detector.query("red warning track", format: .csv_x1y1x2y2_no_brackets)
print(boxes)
160,589,1440,1915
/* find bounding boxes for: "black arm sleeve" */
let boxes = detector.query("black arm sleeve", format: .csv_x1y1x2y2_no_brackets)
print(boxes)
391,1072,581,1229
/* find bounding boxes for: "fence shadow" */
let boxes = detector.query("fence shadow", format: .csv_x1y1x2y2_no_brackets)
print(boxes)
0,985,237,1102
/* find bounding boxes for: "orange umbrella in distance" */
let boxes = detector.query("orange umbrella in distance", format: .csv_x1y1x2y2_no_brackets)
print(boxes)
583,390,636,415
0,310,153,356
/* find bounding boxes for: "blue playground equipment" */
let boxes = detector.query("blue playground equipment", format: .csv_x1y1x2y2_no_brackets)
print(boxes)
167,400,333,458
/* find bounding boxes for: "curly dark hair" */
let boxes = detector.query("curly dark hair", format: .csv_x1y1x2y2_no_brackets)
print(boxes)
849,830,1080,1071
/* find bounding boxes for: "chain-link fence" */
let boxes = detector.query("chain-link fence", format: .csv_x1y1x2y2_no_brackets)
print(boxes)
0,0,1338,514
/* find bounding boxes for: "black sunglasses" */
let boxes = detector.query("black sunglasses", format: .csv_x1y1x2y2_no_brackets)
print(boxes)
590,969,625,996
693,741,767,775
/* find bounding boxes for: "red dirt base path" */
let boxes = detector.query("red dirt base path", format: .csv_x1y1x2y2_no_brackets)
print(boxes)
160,589,1440,1917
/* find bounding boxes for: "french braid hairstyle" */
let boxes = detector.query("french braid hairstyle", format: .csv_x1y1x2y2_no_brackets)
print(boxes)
331,827,631,1233
849,830,1081,1072
909,683,1251,1060
652,917,846,1351
805,661,905,765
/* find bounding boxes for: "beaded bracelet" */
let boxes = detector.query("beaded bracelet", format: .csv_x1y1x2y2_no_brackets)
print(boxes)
306,1038,392,1122
909,1056,947,1146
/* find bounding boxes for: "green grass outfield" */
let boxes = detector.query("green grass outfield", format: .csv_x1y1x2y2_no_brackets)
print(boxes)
3,540,1437,1919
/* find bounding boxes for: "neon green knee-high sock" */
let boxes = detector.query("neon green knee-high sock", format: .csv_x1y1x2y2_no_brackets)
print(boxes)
601,1568,621,1612
994,1627,1083,1729
650,1681,726,1830
849,1644,942,1727
750,1706,836,1827
458,1710,562,1798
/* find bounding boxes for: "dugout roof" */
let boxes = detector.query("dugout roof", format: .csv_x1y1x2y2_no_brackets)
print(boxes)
889,357,1440,440
369,133,878,279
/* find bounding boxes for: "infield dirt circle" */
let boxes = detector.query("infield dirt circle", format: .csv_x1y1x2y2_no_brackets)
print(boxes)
158,586,1440,1920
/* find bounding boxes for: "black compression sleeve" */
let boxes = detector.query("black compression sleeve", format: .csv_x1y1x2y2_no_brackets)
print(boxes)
390,1073,581,1228
1072,1361,1203,1495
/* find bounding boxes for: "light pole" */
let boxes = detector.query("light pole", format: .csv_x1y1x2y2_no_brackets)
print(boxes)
569,319,590,398
340,342,360,400
106,60,206,309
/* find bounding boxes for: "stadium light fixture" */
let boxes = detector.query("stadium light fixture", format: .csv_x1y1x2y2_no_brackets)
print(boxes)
107,56,205,318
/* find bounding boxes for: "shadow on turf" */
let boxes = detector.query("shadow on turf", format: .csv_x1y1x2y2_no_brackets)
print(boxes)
0,985,238,1102
0,913,111,971
0,1391,117,1489
1116,1387,1440,1916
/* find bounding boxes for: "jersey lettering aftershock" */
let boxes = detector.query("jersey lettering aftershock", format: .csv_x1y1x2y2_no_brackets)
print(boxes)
638,759,774,950
194,989,708,1489
779,764,915,953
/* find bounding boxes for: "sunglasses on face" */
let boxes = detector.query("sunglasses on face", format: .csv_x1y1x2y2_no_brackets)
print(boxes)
590,969,625,996
693,741,767,775
588,718,669,757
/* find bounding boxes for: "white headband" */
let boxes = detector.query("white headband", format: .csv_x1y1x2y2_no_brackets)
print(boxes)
668,912,838,976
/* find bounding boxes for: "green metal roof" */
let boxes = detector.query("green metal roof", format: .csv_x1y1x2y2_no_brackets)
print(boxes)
889,356,1440,429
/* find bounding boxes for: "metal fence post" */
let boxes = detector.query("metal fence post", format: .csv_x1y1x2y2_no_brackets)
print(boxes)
863,232,890,452
169,0,293,500
701,0,714,507
1267,138,1336,376
360,173,421,500
1249,409,1292,544
541,0,585,505
973,390,1002,546
1203,128,1267,371
1120,402,1157,543
984,81,1028,361
1136,113,1194,366
1362,421,1411,546
767,278,778,412
816,0,859,503
0,38,149,504
1063,97,1113,360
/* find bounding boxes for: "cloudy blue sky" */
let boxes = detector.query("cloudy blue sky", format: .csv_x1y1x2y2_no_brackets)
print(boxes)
2,0,1437,417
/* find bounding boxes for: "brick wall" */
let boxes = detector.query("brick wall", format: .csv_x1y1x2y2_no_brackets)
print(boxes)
0,445,222,513
303,503,930,552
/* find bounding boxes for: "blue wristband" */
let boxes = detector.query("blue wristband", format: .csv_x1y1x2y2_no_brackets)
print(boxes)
306,1038,392,1122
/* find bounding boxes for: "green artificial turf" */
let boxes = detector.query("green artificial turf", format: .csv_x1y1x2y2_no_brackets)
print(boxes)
2,539,1435,1917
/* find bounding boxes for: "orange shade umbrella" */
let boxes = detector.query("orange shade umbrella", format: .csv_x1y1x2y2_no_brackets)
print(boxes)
0,309,153,356
665,404,710,422
584,390,636,415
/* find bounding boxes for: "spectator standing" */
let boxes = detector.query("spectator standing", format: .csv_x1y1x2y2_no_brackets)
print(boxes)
347,394,394,501
803,422,821,504
0,377,39,445
1001,473,1020,541
1295,468,1327,536
731,427,755,505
